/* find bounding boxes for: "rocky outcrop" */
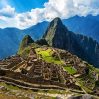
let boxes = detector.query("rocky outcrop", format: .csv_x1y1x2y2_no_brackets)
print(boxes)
18,35,34,54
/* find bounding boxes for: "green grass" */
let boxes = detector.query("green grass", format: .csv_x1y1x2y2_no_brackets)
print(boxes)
36,48,64,65
63,65,77,75
0,82,19,90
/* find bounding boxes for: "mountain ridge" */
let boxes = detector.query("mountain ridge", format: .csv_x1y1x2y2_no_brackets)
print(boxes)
44,17,99,68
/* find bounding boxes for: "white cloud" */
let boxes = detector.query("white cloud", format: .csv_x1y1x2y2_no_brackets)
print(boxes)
0,5,16,17
16,8,45,28
0,0,99,29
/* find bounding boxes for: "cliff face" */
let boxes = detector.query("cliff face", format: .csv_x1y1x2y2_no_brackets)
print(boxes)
44,17,99,68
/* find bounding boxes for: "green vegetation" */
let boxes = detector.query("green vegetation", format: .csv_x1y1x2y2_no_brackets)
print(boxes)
63,65,77,75
0,82,19,90
18,43,40,57
36,48,64,65
18,35,34,55
18,46,31,57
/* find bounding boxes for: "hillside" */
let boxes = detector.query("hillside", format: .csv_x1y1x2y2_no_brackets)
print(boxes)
44,17,99,68
0,35,99,97
18,35,34,54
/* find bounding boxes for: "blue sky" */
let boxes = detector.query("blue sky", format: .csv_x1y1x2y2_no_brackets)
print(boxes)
0,0,99,29
7,0,48,12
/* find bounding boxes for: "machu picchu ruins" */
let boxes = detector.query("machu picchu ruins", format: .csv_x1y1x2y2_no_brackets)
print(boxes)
0,45,99,97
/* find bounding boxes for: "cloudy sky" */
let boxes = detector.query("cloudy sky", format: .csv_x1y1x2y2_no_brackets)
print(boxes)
0,0,99,29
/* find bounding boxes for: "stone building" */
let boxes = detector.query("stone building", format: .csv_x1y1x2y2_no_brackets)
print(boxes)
29,48,37,59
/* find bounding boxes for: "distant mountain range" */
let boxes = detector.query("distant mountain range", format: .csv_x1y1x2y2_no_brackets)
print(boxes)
0,28,22,59
63,15,99,42
0,21,48,59
0,15,99,63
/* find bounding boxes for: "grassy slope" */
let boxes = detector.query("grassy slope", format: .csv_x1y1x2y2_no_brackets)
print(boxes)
36,48,63,65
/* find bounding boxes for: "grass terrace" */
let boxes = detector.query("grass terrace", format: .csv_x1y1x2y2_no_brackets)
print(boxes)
63,65,77,75
36,48,64,65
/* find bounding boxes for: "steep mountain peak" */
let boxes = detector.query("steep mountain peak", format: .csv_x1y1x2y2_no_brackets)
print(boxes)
51,17,62,25
43,17,68,46
22,35,34,46
49,17,67,30
18,35,34,54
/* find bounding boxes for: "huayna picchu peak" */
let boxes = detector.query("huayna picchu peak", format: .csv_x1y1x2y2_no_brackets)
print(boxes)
44,18,99,68
49,17,63,27
43,17,68,46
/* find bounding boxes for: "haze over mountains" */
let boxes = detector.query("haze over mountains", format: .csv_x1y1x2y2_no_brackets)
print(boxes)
63,15,99,42
0,22,48,59
0,15,99,68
